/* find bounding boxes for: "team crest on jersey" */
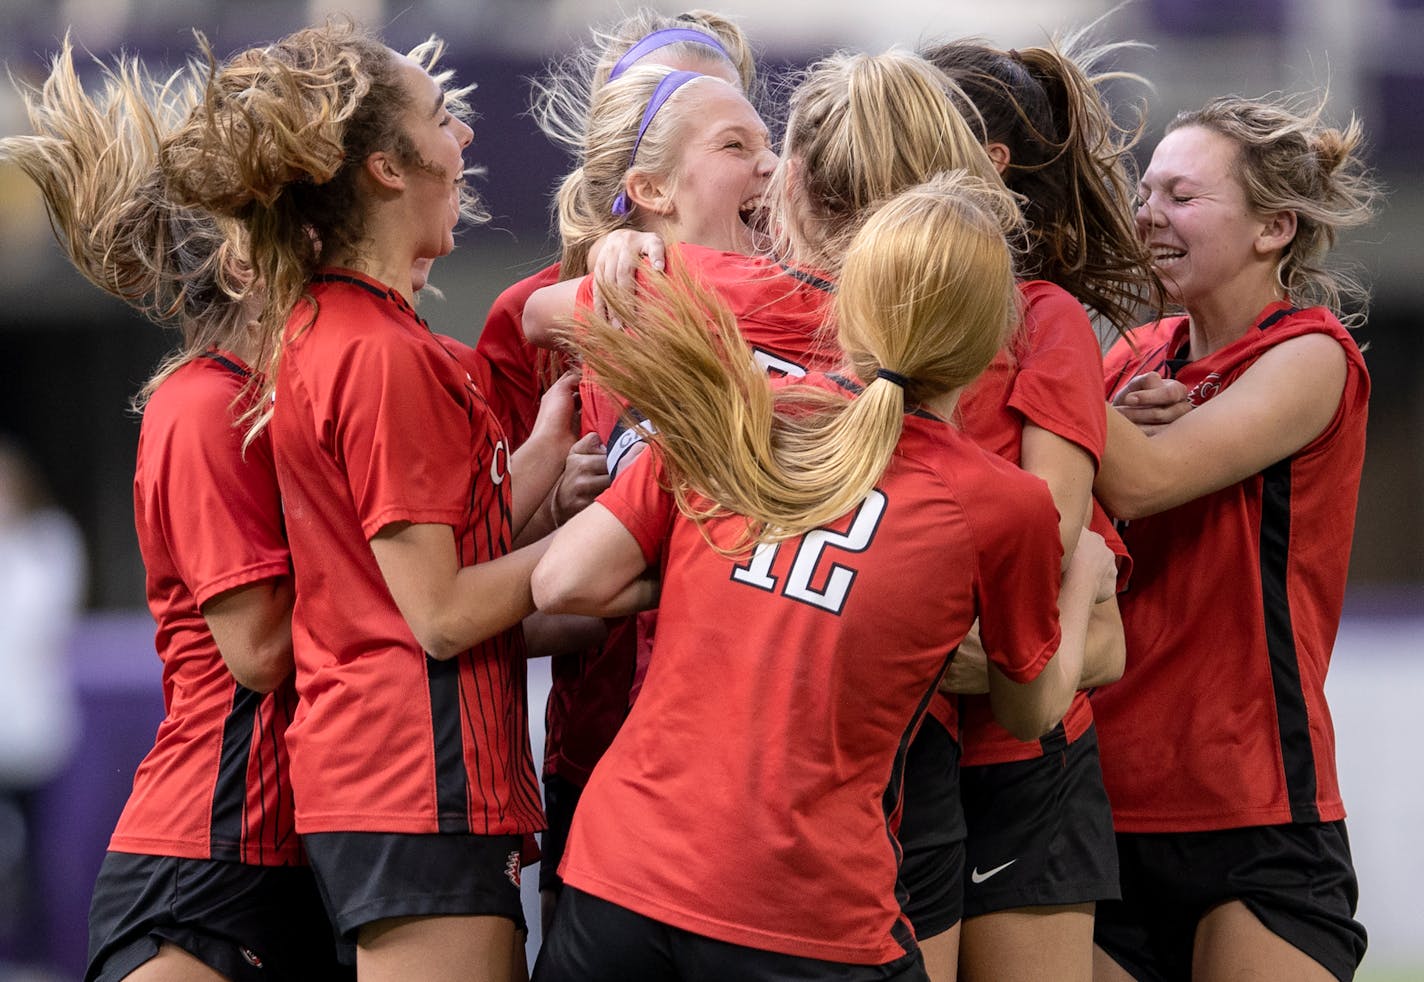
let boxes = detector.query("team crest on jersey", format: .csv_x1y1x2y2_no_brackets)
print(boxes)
1189,373,1223,404
505,849,521,888
490,440,509,485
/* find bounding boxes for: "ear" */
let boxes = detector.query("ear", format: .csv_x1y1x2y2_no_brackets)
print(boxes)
1255,210,1297,255
625,169,675,217
985,141,1011,175
364,150,406,193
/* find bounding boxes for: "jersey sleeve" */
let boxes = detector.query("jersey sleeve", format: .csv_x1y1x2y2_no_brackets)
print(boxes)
1009,282,1108,465
593,448,676,566
156,386,289,608
332,331,487,539
971,466,1064,684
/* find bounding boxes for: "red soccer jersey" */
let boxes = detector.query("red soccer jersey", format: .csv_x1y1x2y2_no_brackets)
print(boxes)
113,351,299,866
559,374,1065,964
577,245,839,452
474,262,561,448
574,246,839,704
947,280,1110,765
1094,302,1368,832
272,269,543,836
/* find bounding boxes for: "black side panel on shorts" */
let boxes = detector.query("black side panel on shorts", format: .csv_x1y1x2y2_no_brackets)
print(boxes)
1259,457,1320,823
210,685,263,862
427,655,471,832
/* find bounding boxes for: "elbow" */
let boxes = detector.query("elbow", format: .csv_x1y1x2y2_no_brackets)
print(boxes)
222,641,293,694
413,621,468,662
531,560,577,615
1094,469,1168,522
988,670,1074,742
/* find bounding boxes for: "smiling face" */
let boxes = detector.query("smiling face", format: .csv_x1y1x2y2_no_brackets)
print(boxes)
1136,124,1285,312
391,53,474,259
654,79,775,254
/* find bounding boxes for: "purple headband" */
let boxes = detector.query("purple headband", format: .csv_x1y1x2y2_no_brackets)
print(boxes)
611,70,704,216
607,27,730,82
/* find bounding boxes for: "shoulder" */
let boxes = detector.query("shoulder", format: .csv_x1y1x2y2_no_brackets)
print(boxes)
487,262,562,320
144,356,249,437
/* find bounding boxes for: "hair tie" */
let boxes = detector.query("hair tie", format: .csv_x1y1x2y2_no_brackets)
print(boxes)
608,27,730,82
611,70,703,216
875,368,913,389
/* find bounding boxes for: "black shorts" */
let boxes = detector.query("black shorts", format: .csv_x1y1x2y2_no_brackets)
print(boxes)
896,715,966,940
86,851,349,982
303,831,525,940
540,773,583,894
532,886,929,982
960,722,1119,918
1094,820,1367,982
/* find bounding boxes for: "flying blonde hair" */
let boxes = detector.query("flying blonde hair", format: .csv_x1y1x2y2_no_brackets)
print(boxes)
564,171,1021,553
0,35,254,410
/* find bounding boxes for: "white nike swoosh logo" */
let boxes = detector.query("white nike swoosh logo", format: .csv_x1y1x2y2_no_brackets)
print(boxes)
970,859,1017,884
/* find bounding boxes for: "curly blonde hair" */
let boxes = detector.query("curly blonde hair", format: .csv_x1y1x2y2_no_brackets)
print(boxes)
163,18,481,438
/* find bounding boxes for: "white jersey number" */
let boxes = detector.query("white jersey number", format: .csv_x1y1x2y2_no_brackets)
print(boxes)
729,490,887,614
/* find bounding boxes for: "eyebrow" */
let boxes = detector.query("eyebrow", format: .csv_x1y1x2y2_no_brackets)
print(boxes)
710,123,769,142
429,89,445,118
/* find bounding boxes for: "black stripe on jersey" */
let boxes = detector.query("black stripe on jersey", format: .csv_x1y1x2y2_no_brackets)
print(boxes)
311,271,389,300
200,350,251,378
883,647,957,953
209,684,264,862
777,264,836,294
1259,457,1320,823
428,656,472,832
1257,307,1299,333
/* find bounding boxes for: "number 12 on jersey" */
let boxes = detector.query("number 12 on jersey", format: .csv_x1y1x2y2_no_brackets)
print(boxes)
729,490,887,615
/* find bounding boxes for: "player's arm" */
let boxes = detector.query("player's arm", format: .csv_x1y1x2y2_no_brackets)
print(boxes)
522,610,609,658
516,433,611,546
202,576,295,693
1019,423,1096,568
1096,333,1347,519
508,373,579,536
986,526,1117,741
369,524,551,660
1079,593,1125,688
522,279,582,350
531,503,659,618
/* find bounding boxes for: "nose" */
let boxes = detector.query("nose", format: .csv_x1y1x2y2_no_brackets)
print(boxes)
456,116,474,149
1135,197,1161,232
756,146,777,176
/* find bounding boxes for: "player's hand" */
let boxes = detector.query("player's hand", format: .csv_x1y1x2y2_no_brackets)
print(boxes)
1072,527,1119,605
1112,371,1191,434
530,372,581,451
939,622,989,695
552,433,611,524
590,230,666,326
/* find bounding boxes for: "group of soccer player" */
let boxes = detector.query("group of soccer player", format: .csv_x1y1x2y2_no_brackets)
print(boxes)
0,5,1381,981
